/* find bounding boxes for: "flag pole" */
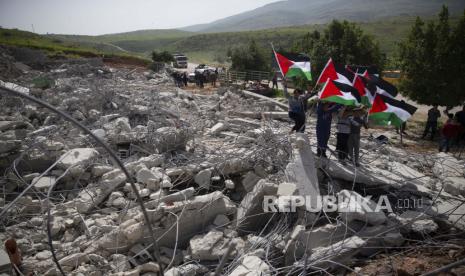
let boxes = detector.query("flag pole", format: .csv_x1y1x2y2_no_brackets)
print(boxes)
270,42,284,78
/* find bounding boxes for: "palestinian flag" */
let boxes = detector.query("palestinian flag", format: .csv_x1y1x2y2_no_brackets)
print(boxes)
274,51,312,81
316,58,353,85
353,73,374,106
369,94,417,127
319,79,361,106
367,74,398,98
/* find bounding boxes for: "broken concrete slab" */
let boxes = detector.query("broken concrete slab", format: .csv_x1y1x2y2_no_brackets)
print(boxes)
58,253,90,269
229,255,271,276
145,187,195,208
338,190,387,226
210,122,228,135
433,152,465,178
241,171,261,192
225,179,235,189
395,211,438,235
189,229,225,261
236,180,278,234
136,168,161,190
194,168,213,189
231,111,289,120
303,236,367,271
227,118,261,129
32,176,56,191
240,89,288,110
74,169,127,213
443,177,465,197
277,182,298,196
286,133,320,211
58,148,99,169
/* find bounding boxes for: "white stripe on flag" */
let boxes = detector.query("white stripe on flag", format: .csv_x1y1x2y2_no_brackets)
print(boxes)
386,104,412,122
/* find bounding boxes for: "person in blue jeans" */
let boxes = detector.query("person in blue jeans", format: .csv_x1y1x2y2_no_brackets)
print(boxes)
316,101,342,158
283,80,313,133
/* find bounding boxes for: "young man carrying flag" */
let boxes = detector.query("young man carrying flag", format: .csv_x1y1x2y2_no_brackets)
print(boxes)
273,48,314,133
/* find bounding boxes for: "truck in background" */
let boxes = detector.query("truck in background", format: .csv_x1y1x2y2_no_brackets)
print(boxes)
172,53,188,68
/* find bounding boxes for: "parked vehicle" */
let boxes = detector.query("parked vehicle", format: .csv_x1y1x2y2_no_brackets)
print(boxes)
172,53,188,68
195,64,215,74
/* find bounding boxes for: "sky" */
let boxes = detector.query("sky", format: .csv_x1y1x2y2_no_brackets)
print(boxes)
0,0,280,35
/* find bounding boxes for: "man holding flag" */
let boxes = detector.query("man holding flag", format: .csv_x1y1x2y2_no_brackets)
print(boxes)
273,47,314,133
282,79,313,133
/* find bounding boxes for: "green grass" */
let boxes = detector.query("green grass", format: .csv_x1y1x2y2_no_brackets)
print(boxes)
0,28,150,65
269,88,285,98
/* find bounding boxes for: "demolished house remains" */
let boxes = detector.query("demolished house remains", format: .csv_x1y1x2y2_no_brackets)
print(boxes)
0,46,465,275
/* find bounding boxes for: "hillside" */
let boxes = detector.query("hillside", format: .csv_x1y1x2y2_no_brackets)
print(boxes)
181,0,465,33
50,16,423,63
50,29,191,44
0,28,150,65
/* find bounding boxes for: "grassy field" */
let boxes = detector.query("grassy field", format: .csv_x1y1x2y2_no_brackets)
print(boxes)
0,28,151,65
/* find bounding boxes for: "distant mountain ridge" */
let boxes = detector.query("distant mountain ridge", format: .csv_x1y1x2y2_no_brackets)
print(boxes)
181,0,465,33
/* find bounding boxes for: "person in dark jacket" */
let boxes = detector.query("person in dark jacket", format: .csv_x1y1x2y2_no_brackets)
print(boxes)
455,106,465,145
283,80,312,133
316,102,342,158
182,72,188,87
439,114,459,152
348,109,368,167
422,104,441,140
271,73,278,89
336,109,351,163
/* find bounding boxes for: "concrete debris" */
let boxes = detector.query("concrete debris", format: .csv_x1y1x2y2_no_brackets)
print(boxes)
302,236,367,271
241,171,261,192
210,122,228,135
194,168,212,189
338,190,387,226
229,255,271,276
395,210,439,235
188,229,225,260
225,179,235,189
236,180,278,234
58,148,99,169
286,133,320,211
1,50,464,276
31,175,56,191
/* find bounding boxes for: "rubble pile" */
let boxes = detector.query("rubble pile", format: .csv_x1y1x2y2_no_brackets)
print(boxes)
0,51,464,275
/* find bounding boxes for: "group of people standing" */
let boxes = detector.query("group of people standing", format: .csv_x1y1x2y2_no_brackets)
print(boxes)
423,105,465,152
194,69,218,88
172,71,188,88
283,80,368,167
171,68,219,89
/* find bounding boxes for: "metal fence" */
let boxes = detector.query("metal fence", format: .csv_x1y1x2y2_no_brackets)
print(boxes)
219,70,271,84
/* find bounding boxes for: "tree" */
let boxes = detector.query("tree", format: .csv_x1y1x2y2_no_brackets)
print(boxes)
398,6,465,106
293,20,384,80
151,50,174,63
231,40,270,72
